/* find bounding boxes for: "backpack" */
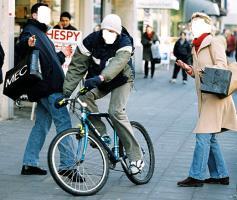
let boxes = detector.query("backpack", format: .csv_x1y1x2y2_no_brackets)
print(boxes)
0,42,5,84
122,26,135,55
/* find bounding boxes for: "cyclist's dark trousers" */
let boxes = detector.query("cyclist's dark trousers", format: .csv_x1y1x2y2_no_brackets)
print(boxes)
79,82,142,161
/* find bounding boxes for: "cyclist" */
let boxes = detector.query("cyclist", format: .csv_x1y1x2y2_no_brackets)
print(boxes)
57,14,144,174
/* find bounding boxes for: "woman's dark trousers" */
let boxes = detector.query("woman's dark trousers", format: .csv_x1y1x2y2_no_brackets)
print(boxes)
144,60,155,78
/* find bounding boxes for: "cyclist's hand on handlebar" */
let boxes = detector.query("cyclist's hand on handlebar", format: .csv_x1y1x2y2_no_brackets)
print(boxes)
54,95,68,109
84,76,103,90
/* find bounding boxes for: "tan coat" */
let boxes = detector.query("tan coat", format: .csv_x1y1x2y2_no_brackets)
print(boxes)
192,34,237,133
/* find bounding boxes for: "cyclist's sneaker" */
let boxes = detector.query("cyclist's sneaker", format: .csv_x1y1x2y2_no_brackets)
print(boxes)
58,169,85,182
129,160,145,175
21,165,47,175
101,135,111,146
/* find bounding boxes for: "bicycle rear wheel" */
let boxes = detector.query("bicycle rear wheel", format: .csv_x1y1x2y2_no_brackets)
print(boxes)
48,128,109,196
119,121,155,184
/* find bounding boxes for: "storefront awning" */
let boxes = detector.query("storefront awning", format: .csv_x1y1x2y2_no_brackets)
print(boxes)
184,0,220,22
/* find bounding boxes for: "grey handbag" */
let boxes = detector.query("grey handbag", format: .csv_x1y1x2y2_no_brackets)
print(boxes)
151,41,161,63
200,67,232,98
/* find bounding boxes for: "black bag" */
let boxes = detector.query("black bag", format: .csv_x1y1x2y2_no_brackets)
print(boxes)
3,49,42,100
200,67,232,98
153,58,161,64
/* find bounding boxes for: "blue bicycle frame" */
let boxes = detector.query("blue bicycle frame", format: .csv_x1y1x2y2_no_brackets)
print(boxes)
78,104,120,164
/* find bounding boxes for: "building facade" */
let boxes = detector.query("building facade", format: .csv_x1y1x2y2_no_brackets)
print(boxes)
6,0,232,119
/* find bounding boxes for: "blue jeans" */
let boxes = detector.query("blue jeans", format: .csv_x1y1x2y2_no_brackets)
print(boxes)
23,93,75,168
189,134,229,180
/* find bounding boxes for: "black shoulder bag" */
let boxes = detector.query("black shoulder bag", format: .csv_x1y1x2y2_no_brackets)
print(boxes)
3,49,42,100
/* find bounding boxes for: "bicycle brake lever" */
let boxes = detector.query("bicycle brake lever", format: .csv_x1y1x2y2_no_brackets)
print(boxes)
78,87,88,96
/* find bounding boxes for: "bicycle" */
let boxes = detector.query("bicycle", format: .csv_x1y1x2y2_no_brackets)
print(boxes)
47,89,155,196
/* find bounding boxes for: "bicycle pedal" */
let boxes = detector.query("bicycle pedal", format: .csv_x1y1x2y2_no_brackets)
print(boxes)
101,135,111,146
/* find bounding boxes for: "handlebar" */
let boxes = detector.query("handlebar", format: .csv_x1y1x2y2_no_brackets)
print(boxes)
56,87,89,109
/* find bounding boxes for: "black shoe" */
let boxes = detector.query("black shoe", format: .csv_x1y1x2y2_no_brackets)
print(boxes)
21,165,47,175
177,177,204,187
58,169,85,182
144,75,148,79
204,177,229,185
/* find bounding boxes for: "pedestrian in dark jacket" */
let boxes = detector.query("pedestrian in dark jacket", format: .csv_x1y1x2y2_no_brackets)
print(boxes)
225,29,236,58
235,39,237,62
0,42,5,84
17,3,76,178
53,11,77,30
141,25,159,78
170,32,191,84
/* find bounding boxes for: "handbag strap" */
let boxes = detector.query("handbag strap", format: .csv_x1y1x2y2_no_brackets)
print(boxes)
208,45,215,65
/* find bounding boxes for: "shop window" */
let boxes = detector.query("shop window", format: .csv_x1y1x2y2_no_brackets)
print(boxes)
94,0,103,30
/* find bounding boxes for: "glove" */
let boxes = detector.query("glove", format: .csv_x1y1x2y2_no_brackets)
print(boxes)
54,95,68,109
84,76,102,90
98,74,128,93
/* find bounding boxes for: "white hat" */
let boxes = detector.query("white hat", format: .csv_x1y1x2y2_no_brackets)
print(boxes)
101,14,122,34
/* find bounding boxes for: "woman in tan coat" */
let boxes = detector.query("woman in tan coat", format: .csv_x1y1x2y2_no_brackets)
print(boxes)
176,12,237,187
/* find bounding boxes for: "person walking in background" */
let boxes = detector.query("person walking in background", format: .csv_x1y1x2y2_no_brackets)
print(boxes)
0,42,5,85
235,41,237,62
16,3,75,177
94,24,101,32
141,25,159,78
53,11,77,30
170,31,191,84
176,12,237,187
225,29,236,58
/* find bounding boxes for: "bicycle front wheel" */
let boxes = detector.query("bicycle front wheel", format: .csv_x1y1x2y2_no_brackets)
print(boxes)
119,121,155,184
48,128,109,196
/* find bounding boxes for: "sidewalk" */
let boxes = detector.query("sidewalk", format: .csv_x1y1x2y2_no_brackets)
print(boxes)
0,65,237,200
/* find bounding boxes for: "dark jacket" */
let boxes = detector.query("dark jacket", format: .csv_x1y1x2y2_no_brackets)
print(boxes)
141,32,159,61
53,24,77,31
0,42,5,84
15,19,66,102
173,38,191,62
63,30,134,96
235,40,237,62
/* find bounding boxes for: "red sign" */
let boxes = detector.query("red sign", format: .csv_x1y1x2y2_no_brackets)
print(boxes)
47,29,82,74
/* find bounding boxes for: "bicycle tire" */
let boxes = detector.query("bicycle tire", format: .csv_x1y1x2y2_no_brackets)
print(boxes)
48,128,109,196
119,121,155,184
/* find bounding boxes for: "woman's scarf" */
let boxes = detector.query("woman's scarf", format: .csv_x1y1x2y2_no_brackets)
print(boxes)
192,33,210,52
